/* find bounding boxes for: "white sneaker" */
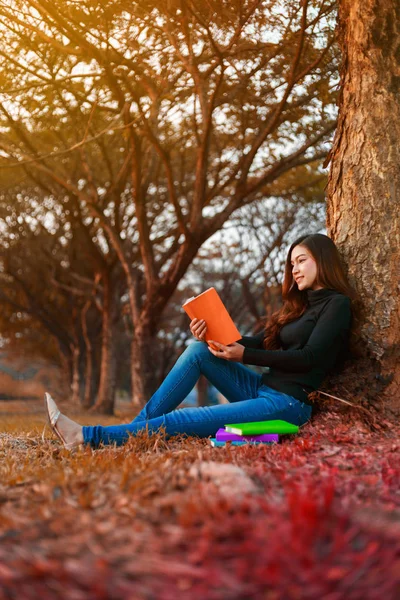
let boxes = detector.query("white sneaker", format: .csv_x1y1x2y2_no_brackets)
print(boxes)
44,392,84,450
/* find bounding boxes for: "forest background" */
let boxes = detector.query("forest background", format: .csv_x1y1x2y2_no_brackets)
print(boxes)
0,1,399,598
0,0,339,414
0,0,398,418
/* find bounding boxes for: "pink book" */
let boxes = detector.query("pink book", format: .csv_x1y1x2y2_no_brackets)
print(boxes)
215,428,279,443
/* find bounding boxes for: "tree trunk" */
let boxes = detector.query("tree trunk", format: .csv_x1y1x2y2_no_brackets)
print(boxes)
57,347,73,402
196,375,208,407
326,0,400,411
69,344,81,407
82,337,95,409
131,320,158,408
91,277,117,414
81,301,94,409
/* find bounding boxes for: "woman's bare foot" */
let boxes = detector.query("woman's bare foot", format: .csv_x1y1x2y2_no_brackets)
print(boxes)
44,392,84,450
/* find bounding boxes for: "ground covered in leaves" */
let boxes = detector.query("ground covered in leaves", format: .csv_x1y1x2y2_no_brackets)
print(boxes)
0,399,399,599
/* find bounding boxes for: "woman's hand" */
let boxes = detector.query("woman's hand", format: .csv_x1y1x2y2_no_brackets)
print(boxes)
190,318,207,341
207,341,245,362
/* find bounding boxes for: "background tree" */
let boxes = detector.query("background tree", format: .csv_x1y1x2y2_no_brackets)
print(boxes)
0,0,338,408
0,207,127,411
325,0,400,413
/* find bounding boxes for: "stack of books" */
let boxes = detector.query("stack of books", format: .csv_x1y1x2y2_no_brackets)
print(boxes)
209,420,299,447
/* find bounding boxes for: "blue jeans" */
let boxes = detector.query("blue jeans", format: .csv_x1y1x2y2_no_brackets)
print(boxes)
82,342,312,447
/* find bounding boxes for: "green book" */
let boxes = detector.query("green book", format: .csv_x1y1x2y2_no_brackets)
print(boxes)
225,420,299,435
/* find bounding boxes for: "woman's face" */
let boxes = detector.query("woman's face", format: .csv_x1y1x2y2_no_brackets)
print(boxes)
290,245,322,291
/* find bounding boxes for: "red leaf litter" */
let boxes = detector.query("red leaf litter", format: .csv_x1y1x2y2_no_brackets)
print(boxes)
0,409,399,599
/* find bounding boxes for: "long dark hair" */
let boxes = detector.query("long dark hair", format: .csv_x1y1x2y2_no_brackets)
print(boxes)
263,233,356,350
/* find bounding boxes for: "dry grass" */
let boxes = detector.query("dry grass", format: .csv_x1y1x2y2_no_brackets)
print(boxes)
0,399,399,599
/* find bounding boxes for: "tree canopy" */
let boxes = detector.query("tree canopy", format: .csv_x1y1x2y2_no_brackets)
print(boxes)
0,0,338,408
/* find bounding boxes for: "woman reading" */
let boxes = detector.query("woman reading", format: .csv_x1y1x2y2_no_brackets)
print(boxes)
44,233,354,450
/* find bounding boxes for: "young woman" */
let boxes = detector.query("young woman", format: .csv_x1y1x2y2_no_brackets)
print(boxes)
45,233,354,450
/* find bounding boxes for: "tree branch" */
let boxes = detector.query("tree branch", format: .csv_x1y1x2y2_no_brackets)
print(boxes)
236,0,310,190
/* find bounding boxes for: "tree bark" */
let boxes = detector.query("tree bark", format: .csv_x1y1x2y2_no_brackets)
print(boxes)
91,276,118,414
196,375,209,408
130,318,158,408
81,301,95,409
326,0,400,410
70,344,81,407
57,347,73,402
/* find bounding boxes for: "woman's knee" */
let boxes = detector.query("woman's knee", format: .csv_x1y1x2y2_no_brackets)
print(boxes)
181,341,209,361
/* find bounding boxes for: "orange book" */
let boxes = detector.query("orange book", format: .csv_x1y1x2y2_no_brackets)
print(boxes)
182,287,241,347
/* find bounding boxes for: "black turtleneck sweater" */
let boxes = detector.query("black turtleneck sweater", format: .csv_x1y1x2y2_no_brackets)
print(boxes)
240,289,352,405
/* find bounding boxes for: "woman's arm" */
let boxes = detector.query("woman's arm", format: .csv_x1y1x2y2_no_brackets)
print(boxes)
242,295,351,372
239,332,265,349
